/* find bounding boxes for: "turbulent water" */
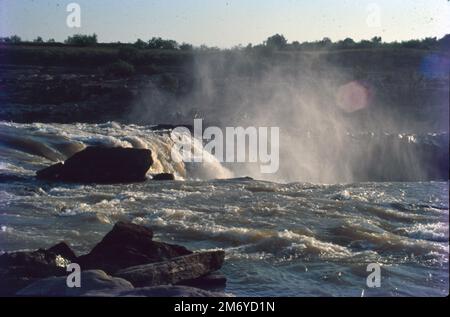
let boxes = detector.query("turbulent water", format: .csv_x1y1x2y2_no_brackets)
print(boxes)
0,121,448,296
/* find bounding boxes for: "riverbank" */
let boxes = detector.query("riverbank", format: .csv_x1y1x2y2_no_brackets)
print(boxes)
0,45,448,132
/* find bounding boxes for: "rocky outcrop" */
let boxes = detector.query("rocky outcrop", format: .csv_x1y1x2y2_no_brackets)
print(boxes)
77,221,192,273
4,222,227,297
225,176,254,181
115,251,225,287
16,270,133,297
36,146,153,183
16,270,229,297
149,124,193,132
152,173,175,181
47,242,78,262
0,245,74,278
0,242,77,296
0,65,138,123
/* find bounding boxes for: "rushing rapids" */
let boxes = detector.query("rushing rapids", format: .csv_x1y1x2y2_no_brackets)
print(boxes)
0,121,448,296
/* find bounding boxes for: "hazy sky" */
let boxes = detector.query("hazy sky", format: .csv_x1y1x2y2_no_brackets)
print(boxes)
1,0,449,47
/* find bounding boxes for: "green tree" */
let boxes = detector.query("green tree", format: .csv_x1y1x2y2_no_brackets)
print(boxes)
371,36,382,46
65,33,98,46
179,43,193,51
8,35,22,44
357,39,373,49
439,34,450,50
134,39,147,49
33,36,44,43
337,38,355,49
290,41,301,50
265,34,287,50
318,37,332,48
148,37,178,50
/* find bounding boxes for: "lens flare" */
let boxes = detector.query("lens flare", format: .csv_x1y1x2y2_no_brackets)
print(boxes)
336,81,370,113
420,53,450,79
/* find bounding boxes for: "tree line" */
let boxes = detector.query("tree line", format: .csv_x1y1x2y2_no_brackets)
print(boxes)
1,33,449,51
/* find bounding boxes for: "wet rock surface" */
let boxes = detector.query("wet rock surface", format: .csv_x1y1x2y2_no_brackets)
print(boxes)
77,221,192,273
18,271,231,297
2,222,227,297
36,147,153,183
115,251,225,287
152,173,176,181
16,270,134,297
0,242,76,296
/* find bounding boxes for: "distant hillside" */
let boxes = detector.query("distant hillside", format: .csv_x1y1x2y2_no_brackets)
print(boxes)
0,43,448,133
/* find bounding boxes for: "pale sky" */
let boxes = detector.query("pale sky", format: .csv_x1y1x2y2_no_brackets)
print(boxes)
0,0,449,48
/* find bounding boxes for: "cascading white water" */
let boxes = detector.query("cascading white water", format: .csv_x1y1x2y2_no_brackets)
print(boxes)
0,121,233,180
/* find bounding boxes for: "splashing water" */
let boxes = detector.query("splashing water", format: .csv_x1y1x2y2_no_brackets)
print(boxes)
0,121,448,296
0,121,233,180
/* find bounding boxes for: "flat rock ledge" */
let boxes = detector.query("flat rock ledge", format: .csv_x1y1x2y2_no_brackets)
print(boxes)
116,251,225,287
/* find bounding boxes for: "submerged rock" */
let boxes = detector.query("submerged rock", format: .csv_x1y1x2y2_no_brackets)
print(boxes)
16,270,133,297
77,221,192,273
152,173,175,181
36,146,153,183
115,251,225,287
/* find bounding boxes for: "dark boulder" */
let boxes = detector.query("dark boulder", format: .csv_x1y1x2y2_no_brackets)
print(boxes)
225,176,254,181
47,242,77,262
149,124,193,132
115,251,225,287
15,269,230,297
152,173,175,181
36,146,153,183
77,222,192,274
0,242,77,296
0,249,68,278
35,163,64,180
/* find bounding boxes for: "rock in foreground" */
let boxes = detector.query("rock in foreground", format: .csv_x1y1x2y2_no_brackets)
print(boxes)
16,270,229,297
16,270,134,297
36,146,153,183
77,221,192,273
115,250,225,287
4,222,227,297
0,242,76,296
